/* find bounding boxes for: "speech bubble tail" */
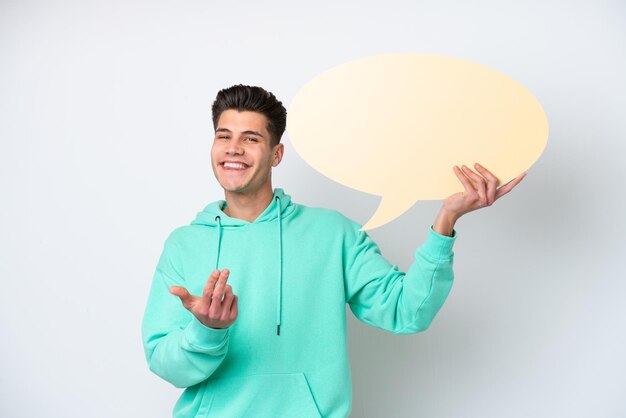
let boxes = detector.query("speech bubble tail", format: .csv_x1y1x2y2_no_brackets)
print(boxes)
360,195,417,231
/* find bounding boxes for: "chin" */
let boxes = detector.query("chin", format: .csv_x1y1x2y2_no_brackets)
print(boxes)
218,181,249,193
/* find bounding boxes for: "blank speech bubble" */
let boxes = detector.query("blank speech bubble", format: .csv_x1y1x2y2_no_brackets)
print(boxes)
287,53,549,230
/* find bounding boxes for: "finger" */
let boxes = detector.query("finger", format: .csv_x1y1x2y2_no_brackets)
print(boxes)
474,163,499,205
453,165,474,194
169,285,189,298
462,165,487,204
211,269,230,305
229,295,239,321
217,284,233,305
202,269,221,303
222,284,233,300
169,286,196,310
495,172,527,200
220,287,235,321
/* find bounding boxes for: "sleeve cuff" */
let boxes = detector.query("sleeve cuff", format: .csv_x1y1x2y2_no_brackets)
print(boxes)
419,226,457,260
184,316,230,350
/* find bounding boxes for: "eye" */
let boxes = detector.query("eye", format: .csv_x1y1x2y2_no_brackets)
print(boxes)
217,135,230,140
245,137,259,143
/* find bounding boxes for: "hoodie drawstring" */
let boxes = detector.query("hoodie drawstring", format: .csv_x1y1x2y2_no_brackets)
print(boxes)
212,200,284,336
215,215,222,269
276,196,283,336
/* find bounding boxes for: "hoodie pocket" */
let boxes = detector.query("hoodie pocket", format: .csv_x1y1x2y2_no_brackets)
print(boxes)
201,372,322,418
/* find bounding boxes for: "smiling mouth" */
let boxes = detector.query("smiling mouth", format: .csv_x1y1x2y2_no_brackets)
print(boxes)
221,162,249,170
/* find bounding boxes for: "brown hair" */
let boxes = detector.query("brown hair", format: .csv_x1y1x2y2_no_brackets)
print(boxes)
211,84,287,146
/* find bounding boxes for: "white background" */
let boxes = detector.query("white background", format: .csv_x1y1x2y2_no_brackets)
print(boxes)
1,1,625,417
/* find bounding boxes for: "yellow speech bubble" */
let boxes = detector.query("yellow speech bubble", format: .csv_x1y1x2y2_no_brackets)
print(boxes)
287,53,548,230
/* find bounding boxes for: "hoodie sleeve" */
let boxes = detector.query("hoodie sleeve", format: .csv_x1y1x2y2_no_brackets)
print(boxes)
344,225,456,334
141,231,230,388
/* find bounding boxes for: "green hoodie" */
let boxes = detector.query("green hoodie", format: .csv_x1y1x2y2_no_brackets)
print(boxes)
141,188,456,417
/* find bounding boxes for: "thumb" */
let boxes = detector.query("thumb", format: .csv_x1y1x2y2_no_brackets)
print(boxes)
169,286,192,308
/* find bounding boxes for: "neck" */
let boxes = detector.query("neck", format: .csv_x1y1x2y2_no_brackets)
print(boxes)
223,185,275,222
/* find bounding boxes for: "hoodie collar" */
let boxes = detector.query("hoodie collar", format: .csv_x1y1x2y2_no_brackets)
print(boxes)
190,188,294,227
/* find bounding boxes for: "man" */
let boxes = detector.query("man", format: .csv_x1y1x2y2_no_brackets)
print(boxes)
141,84,526,417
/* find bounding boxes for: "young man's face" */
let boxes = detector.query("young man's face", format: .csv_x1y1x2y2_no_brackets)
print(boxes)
211,109,283,196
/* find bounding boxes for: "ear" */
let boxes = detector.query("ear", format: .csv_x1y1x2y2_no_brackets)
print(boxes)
272,143,284,167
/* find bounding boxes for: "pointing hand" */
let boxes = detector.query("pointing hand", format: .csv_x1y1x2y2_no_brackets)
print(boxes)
169,268,239,329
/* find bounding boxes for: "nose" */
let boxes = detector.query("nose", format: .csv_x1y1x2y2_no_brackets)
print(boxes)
226,138,244,155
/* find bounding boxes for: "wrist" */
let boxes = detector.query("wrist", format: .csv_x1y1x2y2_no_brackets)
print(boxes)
432,208,459,237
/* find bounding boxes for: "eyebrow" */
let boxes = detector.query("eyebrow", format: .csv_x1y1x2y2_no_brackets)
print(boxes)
215,128,265,138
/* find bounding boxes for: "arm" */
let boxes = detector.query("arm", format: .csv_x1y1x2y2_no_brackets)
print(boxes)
345,164,526,333
141,236,236,388
344,225,456,334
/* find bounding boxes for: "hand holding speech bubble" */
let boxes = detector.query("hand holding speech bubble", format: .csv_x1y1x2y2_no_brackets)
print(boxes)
286,53,548,230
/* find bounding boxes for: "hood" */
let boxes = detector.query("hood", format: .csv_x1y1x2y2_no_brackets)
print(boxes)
189,188,293,336
191,188,294,227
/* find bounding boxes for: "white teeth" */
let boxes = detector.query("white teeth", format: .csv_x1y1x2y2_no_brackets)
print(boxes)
223,162,247,169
